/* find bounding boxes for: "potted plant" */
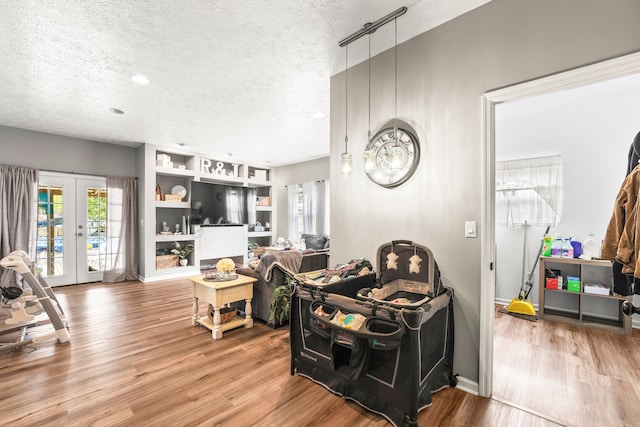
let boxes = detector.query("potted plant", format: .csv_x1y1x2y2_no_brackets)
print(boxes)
269,276,291,327
248,240,259,259
170,241,194,266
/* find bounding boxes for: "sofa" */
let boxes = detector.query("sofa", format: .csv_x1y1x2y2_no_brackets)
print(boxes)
236,250,329,328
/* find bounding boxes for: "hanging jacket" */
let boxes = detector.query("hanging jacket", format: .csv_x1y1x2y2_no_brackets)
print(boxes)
627,131,640,175
602,165,640,277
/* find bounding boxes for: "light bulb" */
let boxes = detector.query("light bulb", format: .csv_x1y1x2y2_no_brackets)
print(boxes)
340,152,352,175
363,150,376,172
389,145,404,171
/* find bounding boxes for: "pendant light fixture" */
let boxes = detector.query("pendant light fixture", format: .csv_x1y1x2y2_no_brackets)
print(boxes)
340,44,352,175
388,17,404,171
363,32,376,173
337,7,407,177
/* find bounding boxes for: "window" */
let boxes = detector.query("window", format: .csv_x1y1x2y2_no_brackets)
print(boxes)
287,180,329,240
495,155,562,227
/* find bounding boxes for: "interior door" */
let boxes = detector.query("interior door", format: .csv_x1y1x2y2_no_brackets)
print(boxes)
36,173,106,286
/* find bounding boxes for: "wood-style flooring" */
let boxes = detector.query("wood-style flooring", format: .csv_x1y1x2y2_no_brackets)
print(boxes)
1,279,638,426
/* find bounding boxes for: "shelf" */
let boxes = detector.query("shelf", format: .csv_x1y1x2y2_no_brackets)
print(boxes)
156,166,196,177
143,144,273,282
156,234,195,242
248,231,272,237
199,172,244,185
539,256,631,335
156,201,190,209
246,178,271,187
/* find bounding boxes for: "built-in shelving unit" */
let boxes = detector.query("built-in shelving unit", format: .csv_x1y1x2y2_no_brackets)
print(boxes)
138,143,274,282
538,256,632,335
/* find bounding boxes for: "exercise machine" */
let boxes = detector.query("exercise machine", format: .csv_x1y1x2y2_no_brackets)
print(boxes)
0,251,69,351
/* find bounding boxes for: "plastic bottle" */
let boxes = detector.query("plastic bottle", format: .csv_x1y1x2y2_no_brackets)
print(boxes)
561,238,573,258
542,235,553,257
551,237,563,257
570,238,582,258
582,234,599,260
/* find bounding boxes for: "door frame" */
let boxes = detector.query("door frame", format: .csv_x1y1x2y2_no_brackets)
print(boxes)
479,51,640,397
38,171,106,286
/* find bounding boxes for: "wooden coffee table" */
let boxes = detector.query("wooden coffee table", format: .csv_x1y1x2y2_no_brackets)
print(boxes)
190,273,257,339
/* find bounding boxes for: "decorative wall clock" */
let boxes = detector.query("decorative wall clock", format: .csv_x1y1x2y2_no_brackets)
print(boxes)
364,126,420,188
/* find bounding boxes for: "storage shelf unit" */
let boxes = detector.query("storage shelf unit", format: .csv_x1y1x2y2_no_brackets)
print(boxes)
538,256,632,335
139,143,274,282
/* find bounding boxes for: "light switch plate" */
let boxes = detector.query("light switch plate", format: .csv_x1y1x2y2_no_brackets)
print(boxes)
465,221,477,238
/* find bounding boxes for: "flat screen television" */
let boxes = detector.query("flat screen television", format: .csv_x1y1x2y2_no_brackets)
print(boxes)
190,181,256,226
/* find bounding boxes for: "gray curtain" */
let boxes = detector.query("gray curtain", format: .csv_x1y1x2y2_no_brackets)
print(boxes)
102,176,138,282
0,165,38,261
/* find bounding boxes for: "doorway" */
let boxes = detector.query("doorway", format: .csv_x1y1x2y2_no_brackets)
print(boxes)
36,172,107,286
479,51,640,397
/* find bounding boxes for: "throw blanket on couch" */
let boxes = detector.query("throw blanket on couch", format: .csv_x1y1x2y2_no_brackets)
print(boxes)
257,251,304,282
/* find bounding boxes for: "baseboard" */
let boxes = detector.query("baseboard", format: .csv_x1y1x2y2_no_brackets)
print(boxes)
455,376,478,395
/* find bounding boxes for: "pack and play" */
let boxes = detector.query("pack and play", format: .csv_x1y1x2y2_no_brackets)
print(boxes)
289,240,456,426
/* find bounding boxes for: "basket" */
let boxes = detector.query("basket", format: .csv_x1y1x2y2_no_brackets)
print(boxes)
207,304,237,324
156,254,178,269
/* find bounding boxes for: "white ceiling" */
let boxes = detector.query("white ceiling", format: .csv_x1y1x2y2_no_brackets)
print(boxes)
0,0,492,167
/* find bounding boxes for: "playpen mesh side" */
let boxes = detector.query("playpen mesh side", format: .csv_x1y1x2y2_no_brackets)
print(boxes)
290,287,455,427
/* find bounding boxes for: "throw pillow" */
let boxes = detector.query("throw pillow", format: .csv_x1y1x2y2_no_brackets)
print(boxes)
302,234,327,251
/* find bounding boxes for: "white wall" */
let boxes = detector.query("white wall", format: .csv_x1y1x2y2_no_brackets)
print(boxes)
495,73,640,304
329,0,640,383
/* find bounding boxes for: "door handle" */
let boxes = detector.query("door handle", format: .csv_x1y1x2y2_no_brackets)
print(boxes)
77,232,84,237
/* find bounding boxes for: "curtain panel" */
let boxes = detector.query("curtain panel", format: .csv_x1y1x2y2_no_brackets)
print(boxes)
102,176,138,282
496,155,563,228
0,165,38,261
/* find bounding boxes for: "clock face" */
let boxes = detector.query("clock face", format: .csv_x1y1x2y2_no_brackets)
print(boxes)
365,126,420,188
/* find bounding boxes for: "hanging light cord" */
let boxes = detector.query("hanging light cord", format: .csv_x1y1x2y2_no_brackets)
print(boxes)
368,33,371,140
394,17,398,144
344,44,349,153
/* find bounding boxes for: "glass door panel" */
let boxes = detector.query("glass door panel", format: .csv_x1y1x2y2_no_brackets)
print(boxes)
36,175,75,286
77,180,106,283
36,173,106,286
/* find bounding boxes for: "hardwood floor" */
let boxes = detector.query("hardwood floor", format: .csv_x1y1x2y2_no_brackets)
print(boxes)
493,304,640,427
1,279,635,426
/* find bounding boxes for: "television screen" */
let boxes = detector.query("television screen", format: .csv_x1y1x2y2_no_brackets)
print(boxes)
190,181,256,226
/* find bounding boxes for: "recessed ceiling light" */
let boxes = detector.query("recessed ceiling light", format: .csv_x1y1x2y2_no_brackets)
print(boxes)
109,108,124,114
312,112,326,119
131,74,149,85
176,143,187,147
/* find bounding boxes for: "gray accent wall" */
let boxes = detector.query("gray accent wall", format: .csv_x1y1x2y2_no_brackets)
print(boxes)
329,0,640,383
0,125,138,177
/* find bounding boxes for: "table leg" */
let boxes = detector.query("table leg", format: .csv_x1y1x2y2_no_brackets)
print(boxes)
192,295,199,326
212,306,223,339
244,298,253,328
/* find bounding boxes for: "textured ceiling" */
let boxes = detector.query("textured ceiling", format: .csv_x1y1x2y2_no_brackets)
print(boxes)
0,0,491,167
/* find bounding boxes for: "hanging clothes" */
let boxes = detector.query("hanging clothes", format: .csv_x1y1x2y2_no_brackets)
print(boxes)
627,130,640,175
602,132,640,295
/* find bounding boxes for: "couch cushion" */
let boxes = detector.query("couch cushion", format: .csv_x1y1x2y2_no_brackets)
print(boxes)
302,234,327,250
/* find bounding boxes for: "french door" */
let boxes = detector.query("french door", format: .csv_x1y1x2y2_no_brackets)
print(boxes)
36,172,107,286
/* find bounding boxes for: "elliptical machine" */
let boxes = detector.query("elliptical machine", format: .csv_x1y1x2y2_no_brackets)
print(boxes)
0,251,69,351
